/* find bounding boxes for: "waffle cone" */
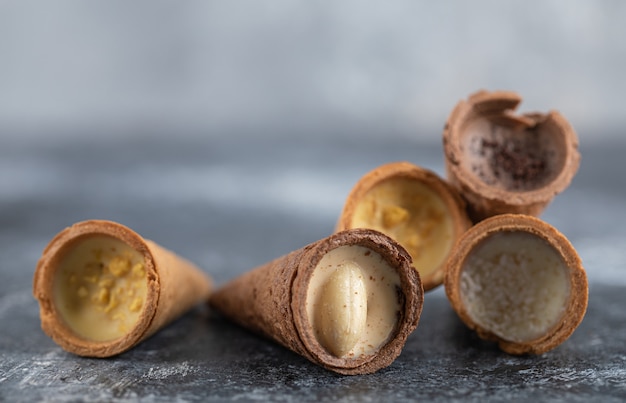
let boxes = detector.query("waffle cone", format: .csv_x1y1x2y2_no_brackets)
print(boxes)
443,90,580,222
336,161,471,291
33,220,212,357
444,214,588,354
209,229,423,375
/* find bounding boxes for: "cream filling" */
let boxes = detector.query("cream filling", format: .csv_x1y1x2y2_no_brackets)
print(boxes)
350,178,454,280
306,245,402,358
460,232,570,343
53,236,148,342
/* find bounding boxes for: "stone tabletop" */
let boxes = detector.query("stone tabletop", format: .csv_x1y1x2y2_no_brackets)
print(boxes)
1,136,625,402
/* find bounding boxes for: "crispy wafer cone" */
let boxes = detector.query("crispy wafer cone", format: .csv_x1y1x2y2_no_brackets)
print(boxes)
33,220,212,357
336,161,471,291
443,90,580,222
209,229,423,375
444,214,588,355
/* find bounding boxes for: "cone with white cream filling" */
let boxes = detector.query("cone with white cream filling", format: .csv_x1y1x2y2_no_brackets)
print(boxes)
444,214,588,355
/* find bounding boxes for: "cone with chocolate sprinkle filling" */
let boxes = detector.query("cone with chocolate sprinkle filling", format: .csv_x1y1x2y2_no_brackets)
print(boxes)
443,90,580,222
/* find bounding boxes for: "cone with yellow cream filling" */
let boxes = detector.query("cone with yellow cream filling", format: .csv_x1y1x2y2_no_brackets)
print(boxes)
209,229,423,375
33,220,213,357
444,214,588,355
443,90,580,222
336,161,471,291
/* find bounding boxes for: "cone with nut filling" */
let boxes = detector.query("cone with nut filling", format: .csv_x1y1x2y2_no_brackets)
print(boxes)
209,229,423,375
34,220,213,357
336,161,471,291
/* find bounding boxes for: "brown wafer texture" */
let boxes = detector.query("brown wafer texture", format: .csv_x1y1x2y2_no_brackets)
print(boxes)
443,90,580,222
336,161,471,291
444,214,588,355
209,229,424,375
33,220,213,357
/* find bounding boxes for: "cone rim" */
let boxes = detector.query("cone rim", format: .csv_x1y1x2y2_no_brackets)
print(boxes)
33,219,160,357
292,228,424,374
443,89,581,206
444,214,588,354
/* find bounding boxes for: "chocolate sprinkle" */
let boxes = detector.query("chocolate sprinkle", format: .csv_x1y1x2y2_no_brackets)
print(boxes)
481,137,547,190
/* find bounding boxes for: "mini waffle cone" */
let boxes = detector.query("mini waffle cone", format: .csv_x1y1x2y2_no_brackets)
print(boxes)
444,214,588,355
209,229,423,375
33,220,213,357
443,90,580,222
336,161,471,291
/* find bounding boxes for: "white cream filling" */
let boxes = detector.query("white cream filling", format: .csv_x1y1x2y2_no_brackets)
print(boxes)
460,232,570,343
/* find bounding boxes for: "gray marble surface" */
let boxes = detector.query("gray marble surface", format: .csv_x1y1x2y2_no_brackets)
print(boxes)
1,135,625,402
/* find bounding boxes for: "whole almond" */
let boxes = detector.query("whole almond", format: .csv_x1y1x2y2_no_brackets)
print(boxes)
315,263,368,357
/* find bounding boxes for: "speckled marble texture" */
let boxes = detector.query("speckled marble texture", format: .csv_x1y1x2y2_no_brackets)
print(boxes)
1,137,625,402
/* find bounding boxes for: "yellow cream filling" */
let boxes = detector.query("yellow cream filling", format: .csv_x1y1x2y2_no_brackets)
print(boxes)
350,177,454,280
53,236,148,342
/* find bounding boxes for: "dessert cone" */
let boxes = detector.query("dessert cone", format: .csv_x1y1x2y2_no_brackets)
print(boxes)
444,214,588,355
443,90,580,222
209,229,423,375
336,161,471,291
33,220,213,357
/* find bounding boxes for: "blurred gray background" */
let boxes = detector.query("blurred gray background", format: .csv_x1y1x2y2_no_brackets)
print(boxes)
1,0,624,144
